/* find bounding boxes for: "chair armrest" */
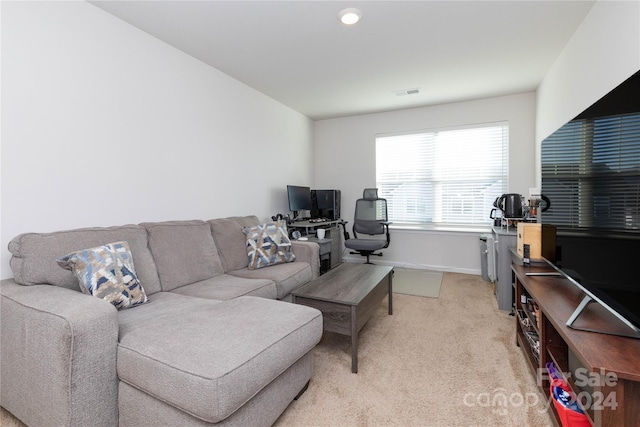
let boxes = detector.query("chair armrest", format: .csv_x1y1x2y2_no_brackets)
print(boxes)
339,220,351,240
382,222,392,246
0,279,119,427
291,241,320,279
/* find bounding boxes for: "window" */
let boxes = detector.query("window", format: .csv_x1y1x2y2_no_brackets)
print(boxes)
375,122,509,227
541,112,640,233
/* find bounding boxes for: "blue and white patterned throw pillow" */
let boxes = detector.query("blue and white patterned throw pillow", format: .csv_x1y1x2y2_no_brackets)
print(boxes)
57,241,148,310
243,221,296,270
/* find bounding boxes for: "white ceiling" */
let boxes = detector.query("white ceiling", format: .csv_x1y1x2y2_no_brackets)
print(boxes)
89,1,596,120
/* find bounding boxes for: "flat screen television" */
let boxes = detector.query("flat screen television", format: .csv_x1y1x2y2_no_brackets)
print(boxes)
539,69,640,338
540,227,640,338
286,185,312,218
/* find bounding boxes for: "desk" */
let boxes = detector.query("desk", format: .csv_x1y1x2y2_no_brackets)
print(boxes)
289,220,342,272
306,236,332,274
289,219,341,234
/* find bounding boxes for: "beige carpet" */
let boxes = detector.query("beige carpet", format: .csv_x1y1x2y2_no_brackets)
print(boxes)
274,273,554,427
392,267,442,298
1,273,554,427
0,405,24,426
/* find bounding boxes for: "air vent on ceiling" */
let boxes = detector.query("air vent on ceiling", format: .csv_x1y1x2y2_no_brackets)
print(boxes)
394,88,420,96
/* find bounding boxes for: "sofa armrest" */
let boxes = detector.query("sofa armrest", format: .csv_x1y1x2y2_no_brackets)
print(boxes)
0,279,119,427
291,241,320,280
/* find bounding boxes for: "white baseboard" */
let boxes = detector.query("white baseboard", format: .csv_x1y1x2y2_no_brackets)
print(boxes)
341,255,481,276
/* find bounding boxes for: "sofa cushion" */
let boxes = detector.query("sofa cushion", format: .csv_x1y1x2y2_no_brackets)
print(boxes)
208,216,260,272
8,225,162,295
57,241,148,310
118,352,314,427
229,262,312,300
141,220,224,292
243,221,295,270
170,274,277,300
117,292,323,424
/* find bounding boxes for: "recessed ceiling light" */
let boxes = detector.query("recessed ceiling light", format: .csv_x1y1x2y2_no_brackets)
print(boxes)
394,88,421,97
338,8,362,25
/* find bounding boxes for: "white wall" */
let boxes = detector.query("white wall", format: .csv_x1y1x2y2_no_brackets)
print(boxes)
536,0,640,166
3,1,638,280
0,1,314,279
315,0,640,275
314,93,536,273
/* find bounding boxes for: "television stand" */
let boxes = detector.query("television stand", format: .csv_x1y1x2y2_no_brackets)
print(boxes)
525,271,562,277
512,264,640,426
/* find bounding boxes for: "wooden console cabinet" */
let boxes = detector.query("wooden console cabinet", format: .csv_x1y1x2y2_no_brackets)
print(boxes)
512,264,640,426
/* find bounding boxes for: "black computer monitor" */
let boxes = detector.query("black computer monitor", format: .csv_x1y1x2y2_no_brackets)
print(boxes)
287,185,312,217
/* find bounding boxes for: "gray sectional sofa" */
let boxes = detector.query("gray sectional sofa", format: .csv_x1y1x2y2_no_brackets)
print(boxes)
0,216,323,427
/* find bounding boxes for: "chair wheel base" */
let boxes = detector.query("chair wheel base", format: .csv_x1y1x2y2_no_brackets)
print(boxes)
349,251,383,264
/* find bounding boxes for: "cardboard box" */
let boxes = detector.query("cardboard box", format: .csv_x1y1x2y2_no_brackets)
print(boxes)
516,223,556,260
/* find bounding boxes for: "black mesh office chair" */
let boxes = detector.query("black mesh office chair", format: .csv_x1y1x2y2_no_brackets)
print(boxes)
341,188,391,264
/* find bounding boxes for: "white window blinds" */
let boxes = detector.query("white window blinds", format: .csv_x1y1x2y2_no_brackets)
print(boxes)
541,112,640,232
376,122,509,226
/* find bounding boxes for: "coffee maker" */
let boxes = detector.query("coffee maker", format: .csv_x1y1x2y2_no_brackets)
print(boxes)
525,194,551,222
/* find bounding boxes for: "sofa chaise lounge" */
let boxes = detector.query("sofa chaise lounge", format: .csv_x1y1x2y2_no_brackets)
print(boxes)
0,216,323,427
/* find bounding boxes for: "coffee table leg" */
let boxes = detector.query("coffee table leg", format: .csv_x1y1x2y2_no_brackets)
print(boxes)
388,272,393,315
351,305,358,373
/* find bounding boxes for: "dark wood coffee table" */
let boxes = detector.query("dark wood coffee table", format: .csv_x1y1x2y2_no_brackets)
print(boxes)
291,263,393,373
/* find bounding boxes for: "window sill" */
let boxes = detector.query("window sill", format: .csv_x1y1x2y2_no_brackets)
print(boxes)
389,223,492,234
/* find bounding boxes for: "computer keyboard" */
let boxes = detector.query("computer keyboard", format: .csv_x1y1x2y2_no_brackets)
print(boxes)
309,218,329,223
